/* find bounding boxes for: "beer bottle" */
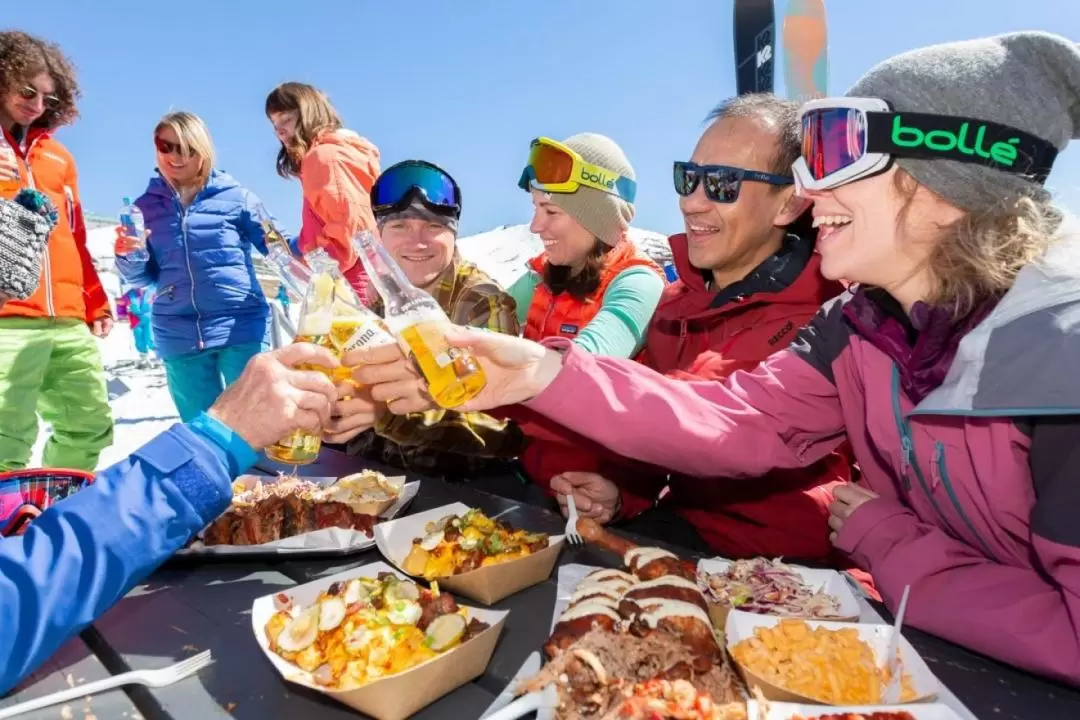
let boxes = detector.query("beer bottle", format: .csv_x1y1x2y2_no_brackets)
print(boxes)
264,253,338,466
254,204,292,257
351,230,487,409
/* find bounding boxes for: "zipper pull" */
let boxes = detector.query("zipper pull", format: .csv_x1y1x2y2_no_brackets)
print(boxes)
930,442,944,487
899,435,913,488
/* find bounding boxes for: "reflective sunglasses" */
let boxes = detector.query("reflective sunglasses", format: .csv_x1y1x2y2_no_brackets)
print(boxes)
0,468,94,537
793,96,1059,192
673,161,793,203
154,136,192,157
371,160,462,218
18,85,60,109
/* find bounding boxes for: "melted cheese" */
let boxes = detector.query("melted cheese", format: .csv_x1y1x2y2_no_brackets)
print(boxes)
624,547,677,569
569,585,622,606
637,599,711,628
628,575,702,595
558,602,623,624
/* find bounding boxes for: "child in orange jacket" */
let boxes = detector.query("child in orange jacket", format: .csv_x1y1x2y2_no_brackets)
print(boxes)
265,82,380,304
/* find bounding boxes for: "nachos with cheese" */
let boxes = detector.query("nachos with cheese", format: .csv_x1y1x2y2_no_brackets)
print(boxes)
401,508,550,579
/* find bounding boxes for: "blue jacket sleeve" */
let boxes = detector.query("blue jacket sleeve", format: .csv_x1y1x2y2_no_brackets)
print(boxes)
0,423,238,693
114,252,159,289
239,190,289,258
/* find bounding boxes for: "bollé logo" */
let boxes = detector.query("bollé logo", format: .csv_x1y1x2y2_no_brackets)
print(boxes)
891,115,1019,167
580,166,617,190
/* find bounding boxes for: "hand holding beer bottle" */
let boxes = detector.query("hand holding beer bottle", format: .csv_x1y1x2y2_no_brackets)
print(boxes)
351,230,487,409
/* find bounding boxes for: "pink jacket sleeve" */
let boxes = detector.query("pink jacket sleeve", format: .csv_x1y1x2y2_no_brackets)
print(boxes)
836,421,1080,686
524,321,848,479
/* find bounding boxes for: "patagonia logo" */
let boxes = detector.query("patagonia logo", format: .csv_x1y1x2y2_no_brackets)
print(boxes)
768,320,794,346
559,323,579,335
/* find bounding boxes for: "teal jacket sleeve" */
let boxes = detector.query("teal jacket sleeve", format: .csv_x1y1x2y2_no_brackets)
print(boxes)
0,418,251,693
507,271,539,330
572,267,664,358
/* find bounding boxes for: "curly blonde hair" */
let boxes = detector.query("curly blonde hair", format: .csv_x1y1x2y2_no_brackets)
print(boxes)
0,30,80,130
895,170,1062,319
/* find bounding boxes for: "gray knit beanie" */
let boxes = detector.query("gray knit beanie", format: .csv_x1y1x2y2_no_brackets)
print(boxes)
848,31,1080,214
0,191,56,300
545,133,636,246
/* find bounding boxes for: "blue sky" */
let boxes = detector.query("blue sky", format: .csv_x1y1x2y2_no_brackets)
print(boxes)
8,0,1079,236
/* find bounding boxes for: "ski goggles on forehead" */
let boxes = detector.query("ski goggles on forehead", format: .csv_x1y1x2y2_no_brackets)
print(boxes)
673,161,793,203
793,96,1059,192
517,137,637,203
371,161,462,218
0,469,94,537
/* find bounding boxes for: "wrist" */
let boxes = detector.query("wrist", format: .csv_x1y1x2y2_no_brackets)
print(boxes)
529,347,565,400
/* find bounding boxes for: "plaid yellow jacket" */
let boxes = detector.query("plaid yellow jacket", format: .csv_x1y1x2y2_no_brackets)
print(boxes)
345,254,525,475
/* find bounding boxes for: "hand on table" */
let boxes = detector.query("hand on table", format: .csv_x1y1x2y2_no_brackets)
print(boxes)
209,343,339,449
828,483,879,545
551,471,622,525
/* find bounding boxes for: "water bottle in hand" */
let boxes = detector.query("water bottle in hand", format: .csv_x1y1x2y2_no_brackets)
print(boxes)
118,196,149,261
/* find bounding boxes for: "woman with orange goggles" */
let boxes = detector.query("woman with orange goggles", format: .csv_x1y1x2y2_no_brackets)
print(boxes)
508,132,664,358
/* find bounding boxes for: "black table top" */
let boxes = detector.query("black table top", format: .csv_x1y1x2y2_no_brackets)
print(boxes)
9,451,1078,720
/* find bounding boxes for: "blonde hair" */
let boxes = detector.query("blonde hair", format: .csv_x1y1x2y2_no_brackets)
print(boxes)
896,170,1063,319
264,82,343,178
154,111,215,189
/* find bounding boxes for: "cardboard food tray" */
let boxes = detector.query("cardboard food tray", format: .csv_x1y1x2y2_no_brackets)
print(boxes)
176,477,418,558
726,610,938,705
252,560,508,720
698,558,861,629
745,698,964,719
374,501,564,605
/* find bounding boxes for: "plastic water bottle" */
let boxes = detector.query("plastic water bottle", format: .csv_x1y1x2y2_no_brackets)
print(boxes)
119,196,150,262
663,261,679,282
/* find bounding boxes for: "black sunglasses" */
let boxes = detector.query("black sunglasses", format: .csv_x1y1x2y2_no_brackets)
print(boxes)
673,161,793,203
18,85,60,109
154,136,192,157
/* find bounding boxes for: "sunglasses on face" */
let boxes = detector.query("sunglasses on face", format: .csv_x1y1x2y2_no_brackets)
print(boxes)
673,161,794,203
18,85,60,109
154,137,191,157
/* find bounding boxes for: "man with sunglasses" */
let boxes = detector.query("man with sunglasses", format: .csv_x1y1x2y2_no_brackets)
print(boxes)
0,202,340,689
325,160,526,480
540,95,856,563
0,31,114,473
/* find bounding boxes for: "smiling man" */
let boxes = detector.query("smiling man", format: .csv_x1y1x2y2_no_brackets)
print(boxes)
325,160,527,479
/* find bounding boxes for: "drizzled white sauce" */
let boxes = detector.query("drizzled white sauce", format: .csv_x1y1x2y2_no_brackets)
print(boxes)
583,569,636,585
628,575,701,595
558,602,623,624
637,599,711,628
623,547,677,570
569,585,623,606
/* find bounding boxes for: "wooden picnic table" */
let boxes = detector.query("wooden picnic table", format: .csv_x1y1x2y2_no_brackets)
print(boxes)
5,450,1079,719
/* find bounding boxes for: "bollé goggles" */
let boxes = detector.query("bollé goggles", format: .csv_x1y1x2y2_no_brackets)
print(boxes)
518,137,637,202
371,160,462,218
793,97,1059,192
0,468,95,537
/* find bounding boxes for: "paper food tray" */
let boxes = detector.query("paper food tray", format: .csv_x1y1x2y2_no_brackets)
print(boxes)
374,501,564,605
252,560,507,720
726,610,938,705
746,698,965,719
698,558,862,628
178,478,418,557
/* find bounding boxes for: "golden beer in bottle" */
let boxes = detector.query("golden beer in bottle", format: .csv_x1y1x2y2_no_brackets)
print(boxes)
264,261,337,466
351,231,486,409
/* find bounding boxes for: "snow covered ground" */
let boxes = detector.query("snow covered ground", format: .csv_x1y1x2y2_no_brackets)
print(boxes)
27,222,671,472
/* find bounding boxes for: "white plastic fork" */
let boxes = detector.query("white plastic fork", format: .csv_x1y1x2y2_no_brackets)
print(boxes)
0,650,214,719
564,494,584,545
485,684,558,720
882,585,911,704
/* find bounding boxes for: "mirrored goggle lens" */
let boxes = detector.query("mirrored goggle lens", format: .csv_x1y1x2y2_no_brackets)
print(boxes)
673,163,741,203
372,164,460,210
0,472,92,534
526,142,575,186
801,108,867,181
673,162,697,195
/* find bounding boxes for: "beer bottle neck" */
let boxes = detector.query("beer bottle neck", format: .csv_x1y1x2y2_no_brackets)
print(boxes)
353,233,422,306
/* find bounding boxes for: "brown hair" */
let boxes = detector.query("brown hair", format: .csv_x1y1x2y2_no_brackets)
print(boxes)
894,170,1062,319
543,239,616,300
0,30,80,130
265,82,343,179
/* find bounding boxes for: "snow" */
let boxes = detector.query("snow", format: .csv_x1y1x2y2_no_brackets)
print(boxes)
27,221,670,472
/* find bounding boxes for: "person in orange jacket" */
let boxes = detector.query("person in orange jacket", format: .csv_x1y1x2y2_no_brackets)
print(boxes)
0,31,113,472
265,82,381,305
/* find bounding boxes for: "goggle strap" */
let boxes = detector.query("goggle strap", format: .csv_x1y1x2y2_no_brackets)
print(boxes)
864,111,1058,183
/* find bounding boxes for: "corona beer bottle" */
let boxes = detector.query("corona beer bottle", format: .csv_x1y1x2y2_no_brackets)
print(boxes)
264,254,337,466
254,204,292,257
351,231,487,409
